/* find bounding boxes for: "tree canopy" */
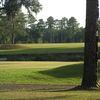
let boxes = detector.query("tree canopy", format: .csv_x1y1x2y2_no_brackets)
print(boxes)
0,0,42,18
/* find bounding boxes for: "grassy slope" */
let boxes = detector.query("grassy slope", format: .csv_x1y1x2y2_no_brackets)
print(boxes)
0,61,100,85
0,61,83,85
0,43,84,54
0,43,100,55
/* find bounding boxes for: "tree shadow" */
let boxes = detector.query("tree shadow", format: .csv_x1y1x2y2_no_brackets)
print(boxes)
39,63,83,78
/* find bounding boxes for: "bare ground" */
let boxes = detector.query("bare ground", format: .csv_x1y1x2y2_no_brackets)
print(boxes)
0,84,76,90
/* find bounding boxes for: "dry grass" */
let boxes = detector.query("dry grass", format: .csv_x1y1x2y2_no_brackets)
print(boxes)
0,89,100,100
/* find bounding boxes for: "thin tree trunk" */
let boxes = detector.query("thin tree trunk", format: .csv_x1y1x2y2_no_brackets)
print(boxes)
11,16,15,44
12,21,15,44
81,0,99,88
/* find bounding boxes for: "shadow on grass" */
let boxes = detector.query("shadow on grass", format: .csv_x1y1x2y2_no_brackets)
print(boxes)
39,63,83,78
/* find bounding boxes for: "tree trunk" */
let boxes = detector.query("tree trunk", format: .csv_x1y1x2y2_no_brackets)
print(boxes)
12,21,15,44
11,16,15,44
81,0,99,88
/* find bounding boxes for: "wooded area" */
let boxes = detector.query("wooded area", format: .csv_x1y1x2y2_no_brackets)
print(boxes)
0,12,85,44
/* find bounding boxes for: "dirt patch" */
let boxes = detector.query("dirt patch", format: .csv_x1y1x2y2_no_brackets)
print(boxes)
0,84,76,90
0,44,24,49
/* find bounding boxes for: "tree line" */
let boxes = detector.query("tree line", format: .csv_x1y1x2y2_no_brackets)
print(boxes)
28,16,85,43
0,11,85,44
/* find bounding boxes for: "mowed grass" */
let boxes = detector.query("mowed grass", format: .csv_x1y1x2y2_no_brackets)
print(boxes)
0,43,84,54
0,61,100,100
0,61,83,85
0,89,100,100
0,61,100,85
0,43,100,55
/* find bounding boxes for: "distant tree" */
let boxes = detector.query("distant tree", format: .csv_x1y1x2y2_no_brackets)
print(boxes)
66,17,79,42
37,19,46,42
40,16,84,43
28,22,41,43
0,19,9,43
13,11,27,43
46,16,55,43
60,17,68,29
0,0,42,44
0,10,12,43
74,27,85,42
0,10,27,44
59,17,68,42
81,0,99,88
46,16,55,29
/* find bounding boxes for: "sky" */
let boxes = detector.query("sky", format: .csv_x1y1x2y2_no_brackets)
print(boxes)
36,0,86,27
22,0,100,27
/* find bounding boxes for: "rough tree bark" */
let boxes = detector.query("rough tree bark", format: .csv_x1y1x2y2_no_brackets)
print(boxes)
81,0,99,88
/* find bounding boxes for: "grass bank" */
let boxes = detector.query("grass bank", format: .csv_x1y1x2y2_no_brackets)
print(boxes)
0,43,84,55
0,61,83,85
0,61,99,85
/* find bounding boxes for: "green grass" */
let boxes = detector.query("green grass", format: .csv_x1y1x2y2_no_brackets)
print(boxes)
0,61,83,85
0,89,100,100
0,43,84,54
0,61,100,85
0,43,100,55
0,61,100,100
